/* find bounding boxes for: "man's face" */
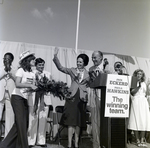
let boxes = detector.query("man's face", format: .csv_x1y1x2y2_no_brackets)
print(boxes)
3,54,13,67
114,63,123,74
92,52,103,66
115,66,122,74
104,59,108,65
36,62,45,73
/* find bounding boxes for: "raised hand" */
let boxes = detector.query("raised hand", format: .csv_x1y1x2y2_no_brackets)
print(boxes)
54,47,59,56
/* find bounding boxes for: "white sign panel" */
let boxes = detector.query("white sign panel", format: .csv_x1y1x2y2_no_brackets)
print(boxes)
104,74,131,118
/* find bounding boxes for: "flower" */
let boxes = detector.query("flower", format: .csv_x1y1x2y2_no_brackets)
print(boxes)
32,74,71,114
35,74,70,100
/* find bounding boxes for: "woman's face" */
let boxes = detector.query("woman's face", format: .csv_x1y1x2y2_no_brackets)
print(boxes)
114,65,122,74
30,58,35,67
77,57,84,69
137,71,143,81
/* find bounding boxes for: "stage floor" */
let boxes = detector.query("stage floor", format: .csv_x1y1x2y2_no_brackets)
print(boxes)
1,138,149,148
30,143,150,148
31,144,64,148
127,143,150,148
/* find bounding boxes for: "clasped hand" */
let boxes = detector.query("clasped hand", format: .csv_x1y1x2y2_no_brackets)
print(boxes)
89,70,101,81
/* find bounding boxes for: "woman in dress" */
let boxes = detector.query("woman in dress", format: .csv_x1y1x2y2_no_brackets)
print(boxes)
0,50,37,148
53,47,89,148
128,69,150,147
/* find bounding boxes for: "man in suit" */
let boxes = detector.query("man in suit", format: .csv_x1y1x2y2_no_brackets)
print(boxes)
89,51,104,76
88,51,105,148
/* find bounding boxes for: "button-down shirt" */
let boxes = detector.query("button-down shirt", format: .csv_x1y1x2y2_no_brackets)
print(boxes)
0,66,16,101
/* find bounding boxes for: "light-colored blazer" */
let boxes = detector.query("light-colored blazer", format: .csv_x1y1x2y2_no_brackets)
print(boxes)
53,55,89,102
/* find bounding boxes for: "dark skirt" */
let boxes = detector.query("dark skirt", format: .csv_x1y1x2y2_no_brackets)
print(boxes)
60,89,87,128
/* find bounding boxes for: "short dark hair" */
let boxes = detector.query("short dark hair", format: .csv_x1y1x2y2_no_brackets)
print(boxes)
4,52,14,61
77,54,89,66
114,61,123,69
35,58,45,66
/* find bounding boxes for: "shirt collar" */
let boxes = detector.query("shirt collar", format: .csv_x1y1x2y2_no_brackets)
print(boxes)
95,63,103,71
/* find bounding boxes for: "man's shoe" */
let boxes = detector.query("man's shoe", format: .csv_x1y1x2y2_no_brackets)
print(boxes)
36,144,47,147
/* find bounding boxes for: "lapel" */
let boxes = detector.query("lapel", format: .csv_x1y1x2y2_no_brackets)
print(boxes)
70,68,89,83
71,68,77,78
83,69,89,80
90,65,96,72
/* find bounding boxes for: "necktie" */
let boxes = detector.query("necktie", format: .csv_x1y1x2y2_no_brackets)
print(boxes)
96,70,100,76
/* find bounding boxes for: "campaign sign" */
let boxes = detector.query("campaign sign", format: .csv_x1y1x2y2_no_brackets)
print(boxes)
104,74,131,117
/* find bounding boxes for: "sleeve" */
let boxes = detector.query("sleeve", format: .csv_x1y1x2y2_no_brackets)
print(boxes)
0,69,5,80
53,55,70,75
15,68,23,77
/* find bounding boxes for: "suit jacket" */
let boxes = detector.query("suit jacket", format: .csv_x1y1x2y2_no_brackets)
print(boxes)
89,64,104,73
89,64,113,81
53,55,89,102
89,64,104,82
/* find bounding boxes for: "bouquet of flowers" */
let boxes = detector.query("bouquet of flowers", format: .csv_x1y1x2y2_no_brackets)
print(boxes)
33,74,71,114
35,74,70,99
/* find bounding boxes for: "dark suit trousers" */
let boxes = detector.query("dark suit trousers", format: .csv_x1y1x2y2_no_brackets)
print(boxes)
0,95,29,148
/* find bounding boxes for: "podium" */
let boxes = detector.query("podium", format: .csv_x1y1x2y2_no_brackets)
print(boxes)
90,73,137,148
